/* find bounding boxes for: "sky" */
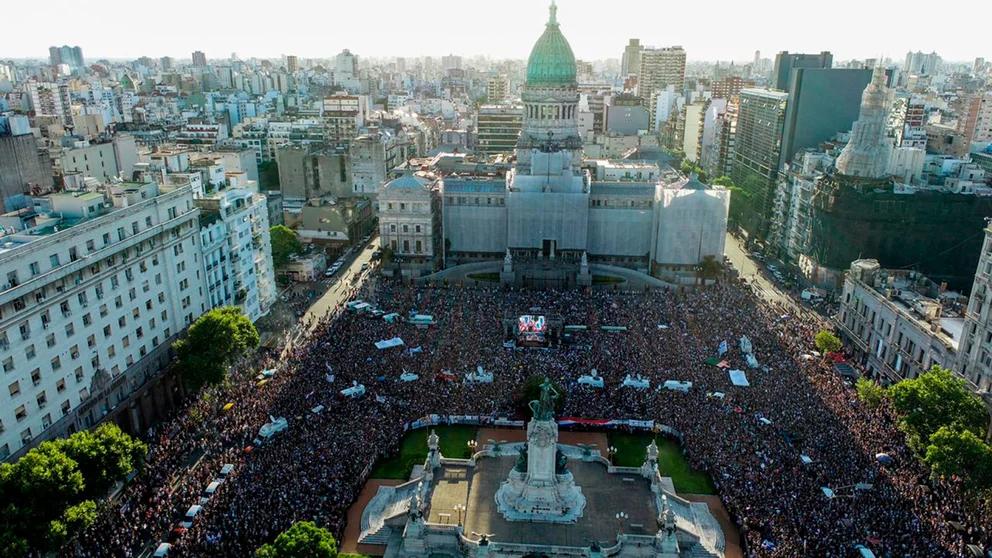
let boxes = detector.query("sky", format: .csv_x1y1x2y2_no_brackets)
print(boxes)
3,0,988,63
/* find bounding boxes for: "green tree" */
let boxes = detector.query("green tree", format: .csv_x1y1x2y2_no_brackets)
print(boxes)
173,307,260,389
813,330,842,354
923,426,992,489
698,255,722,280
270,225,303,268
3,441,84,513
255,521,338,558
855,377,886,408
889,366,989,449
59,423,147,497
712,176,735,188
45,499,97,548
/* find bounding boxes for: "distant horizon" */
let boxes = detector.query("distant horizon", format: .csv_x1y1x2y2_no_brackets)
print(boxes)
3,0,987,64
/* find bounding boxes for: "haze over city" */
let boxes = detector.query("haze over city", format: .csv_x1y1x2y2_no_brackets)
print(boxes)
4,0,987,61
1,1,992,558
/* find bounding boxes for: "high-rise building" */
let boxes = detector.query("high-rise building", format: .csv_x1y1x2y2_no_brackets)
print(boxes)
160,56,173,71
778,68,873,169
957,226,992,392
0,182,207,461
191,50,207,67
487,75,510,104
835,67,892,179
195,189,276,322
771,51,832,91
286,55,299,73
903,51,941,76
730,88,788,238
0,121,52,211
621,39,642,77
476,105,524,157
27,82,72,125
958,92,992,143
638,46,686,130
711,76,754,100
48,45,84,69
441,54,463,71
322,93,368,145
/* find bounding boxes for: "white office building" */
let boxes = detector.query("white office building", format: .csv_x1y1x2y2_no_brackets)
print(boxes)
0,182,207,460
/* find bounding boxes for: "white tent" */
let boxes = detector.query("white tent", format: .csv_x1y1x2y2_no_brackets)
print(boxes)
400,371,419,382
375,337,405,350
729,369,750,387
663,380,692,393
622,374,651,390
578,370,604,388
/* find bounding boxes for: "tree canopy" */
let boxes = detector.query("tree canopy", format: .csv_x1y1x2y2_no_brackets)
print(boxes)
854,377,886,409
888,365,988,448
173,306,260,389
270,225,303,268
813,330,842,354
923,426,992,489
58,423,146,498
255,521,338,558
0,426,145,552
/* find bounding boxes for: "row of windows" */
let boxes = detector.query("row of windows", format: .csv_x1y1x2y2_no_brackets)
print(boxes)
444,196,505,207
387,223,425,234
3,204,187,292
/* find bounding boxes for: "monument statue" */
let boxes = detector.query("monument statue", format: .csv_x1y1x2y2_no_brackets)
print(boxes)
496,377,585,523
528,378,559,421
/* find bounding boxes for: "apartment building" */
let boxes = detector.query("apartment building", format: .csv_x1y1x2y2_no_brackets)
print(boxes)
836,259,961,385
195,189,276,323
0,182,207,460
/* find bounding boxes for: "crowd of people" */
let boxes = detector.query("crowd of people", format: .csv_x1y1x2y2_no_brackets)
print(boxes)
65,273,991,557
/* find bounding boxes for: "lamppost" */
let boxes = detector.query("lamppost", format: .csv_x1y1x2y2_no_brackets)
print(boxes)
615,511,629,537
466,439,478,457
607,445,617,464
454,504,466,526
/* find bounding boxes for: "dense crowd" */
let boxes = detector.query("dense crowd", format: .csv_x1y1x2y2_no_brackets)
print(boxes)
66,275,991,558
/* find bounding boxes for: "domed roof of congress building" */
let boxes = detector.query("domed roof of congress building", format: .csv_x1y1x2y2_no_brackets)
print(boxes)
526,1,577,87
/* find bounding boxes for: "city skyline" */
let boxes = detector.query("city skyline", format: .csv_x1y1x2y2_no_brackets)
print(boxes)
3,0,986,63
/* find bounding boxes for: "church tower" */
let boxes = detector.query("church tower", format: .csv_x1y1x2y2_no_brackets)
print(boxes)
835,66,893,179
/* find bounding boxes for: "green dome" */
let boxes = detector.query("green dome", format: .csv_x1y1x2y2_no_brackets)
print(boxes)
525,2,577,87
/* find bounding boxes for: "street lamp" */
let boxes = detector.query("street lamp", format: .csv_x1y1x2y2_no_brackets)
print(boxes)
454,504,466,526
467,439,478,457
615,511,629,537
607,445,617,464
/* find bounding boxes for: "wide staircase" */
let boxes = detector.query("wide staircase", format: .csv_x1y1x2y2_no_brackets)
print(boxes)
359,480,421,545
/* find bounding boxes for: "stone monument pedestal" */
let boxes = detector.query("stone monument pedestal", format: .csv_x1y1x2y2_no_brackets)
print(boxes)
494,411,586,523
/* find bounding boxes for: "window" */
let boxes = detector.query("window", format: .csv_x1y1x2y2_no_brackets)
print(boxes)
31,369,41,385
29,262,40,276
56,379,65,393
86,239,95,252
51,356,61,371
65,323,74,337
14,406,26,422
74,367,84,383
8,381,20,397
2,358,12,373
50,254,60,268
46,333,56,348
36,392,46,409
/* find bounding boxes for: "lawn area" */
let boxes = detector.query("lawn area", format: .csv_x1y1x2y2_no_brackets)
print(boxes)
592,274,625,285
370,425,479,480
607,432,716,495
467,272,500,282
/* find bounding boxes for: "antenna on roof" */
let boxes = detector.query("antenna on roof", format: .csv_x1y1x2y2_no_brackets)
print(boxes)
549,0,558,25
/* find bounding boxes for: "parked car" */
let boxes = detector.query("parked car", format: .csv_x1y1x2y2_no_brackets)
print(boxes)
179,505,203,529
